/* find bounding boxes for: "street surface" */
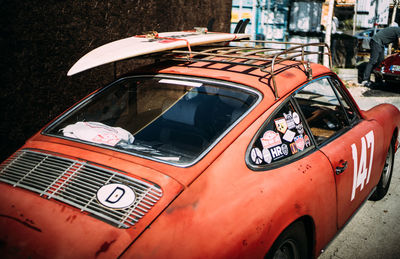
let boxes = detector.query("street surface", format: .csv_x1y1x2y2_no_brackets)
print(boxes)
319,84,400,259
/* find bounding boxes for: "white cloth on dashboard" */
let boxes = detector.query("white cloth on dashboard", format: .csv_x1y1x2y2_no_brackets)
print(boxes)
62,122,134,146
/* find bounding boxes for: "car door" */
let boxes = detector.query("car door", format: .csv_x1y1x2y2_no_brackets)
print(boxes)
245,94,339,248
293,76,384,228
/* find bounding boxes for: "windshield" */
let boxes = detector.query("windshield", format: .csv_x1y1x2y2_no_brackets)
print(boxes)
45,76,259,165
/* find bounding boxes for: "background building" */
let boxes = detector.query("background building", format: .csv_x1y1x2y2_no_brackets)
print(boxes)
231,0,324,41
0,0,232,161
231,0,324,62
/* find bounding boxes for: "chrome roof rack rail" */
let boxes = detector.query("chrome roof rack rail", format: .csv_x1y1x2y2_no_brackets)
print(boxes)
170,40,332,100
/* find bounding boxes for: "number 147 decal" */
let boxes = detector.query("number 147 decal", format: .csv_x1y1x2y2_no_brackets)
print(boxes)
351,130,374,201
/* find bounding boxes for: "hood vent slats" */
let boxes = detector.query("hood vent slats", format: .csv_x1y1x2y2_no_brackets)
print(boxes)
0,149,163,228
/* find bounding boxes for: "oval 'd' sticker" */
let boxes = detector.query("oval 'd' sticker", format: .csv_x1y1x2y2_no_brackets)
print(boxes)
96,183,136,209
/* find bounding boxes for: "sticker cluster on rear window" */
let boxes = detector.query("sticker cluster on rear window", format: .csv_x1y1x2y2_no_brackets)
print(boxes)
250,102,312,165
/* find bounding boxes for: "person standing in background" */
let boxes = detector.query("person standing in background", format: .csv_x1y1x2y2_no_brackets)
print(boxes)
361,24,400,88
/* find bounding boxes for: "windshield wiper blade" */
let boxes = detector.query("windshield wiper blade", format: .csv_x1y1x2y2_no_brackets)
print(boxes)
117,142,162,154
152,156,180,162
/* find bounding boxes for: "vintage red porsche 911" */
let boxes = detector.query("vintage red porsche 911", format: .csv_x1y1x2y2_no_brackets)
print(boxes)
1,31,399,259
374,52,400,85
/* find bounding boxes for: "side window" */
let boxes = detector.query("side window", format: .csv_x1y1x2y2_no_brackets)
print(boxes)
330,78,359,123
294,78,350,145
249,101,313,166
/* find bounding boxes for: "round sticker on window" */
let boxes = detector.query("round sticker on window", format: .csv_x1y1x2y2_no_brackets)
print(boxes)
293,112,300,125
281,144,289,156
262,148,272,164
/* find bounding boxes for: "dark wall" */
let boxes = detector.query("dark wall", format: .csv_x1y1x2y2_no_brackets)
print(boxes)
0,0,232,161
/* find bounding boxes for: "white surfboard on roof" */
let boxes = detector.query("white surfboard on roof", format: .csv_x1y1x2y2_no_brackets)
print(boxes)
67,30,250,76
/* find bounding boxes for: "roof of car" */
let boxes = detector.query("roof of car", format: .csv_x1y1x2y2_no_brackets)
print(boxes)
156,59,332,103
140,41,333,105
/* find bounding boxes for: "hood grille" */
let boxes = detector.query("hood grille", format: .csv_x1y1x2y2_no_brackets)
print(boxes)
0,149,163,228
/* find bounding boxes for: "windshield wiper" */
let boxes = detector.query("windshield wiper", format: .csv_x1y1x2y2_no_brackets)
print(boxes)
116,142,181,161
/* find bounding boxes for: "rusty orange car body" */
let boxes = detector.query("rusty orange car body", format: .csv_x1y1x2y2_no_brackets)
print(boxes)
1,37,399,259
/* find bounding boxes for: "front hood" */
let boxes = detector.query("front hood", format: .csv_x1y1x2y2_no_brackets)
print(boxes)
0,148,183,258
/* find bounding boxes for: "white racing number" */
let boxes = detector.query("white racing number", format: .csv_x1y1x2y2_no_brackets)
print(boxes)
351,130,374,201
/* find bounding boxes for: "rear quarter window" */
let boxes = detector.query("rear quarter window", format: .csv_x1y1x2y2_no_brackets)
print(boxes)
248,100,313,168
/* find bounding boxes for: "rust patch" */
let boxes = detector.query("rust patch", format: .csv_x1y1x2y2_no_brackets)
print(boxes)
294,203,302,214
95,239,116,258
256,224,265,234
298,164,312,174
66,215,77,223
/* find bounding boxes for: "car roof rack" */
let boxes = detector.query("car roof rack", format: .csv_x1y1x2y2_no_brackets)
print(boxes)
169,40,332,100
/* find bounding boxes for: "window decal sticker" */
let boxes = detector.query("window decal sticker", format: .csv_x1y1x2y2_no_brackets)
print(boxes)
263,148,272,164
283,111,296,129
281,144,289,156
304,135,311,148
249,101,313,166
290,143,299,154
283,129,296,142
296,123,304,134
293,112,300,125
274,118,288,134
251,147,264,165
270,145,286,160
261,131,282,149
294,135,305,151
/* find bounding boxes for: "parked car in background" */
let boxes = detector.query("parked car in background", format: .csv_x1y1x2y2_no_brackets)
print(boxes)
374,52,400,85
1,30,399,259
